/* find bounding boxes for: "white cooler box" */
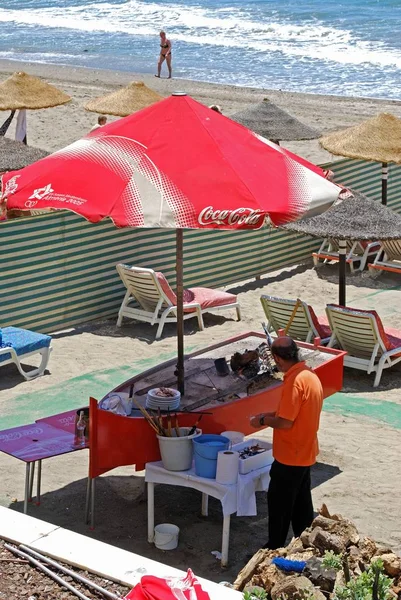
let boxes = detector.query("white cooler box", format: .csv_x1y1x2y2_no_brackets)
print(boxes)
232,438,273,474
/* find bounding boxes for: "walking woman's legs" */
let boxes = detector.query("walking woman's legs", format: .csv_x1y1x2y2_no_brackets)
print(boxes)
156,54,165,77
166,54,172,78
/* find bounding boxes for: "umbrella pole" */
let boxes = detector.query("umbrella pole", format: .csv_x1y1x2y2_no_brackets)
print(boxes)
339,239,347,306
381,162,388,205
176,229,185,395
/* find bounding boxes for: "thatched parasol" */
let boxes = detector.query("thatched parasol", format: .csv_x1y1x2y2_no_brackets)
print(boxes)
319,113,401,206
230,98,320,142
0,137,49,173
84,81,163,117
282,190,401,304
0,72,71,110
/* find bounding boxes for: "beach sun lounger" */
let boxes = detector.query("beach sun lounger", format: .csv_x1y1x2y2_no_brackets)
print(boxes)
326,304,401,387
0,326,52,380
368,239,401,276
116,264,241,339
260,295,331,344
313,238,381,273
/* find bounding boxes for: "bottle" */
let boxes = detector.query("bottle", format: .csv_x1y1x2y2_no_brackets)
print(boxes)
76,411,86,446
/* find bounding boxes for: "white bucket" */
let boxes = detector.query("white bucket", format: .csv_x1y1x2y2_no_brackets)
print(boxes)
154,523,180,550
221,431,245,445
157,427,202,471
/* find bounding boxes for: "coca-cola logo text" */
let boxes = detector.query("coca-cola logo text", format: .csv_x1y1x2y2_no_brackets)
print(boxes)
198,206,263,227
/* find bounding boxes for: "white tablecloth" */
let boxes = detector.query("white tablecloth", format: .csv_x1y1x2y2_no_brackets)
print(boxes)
145,461,271,517
236,465,271,516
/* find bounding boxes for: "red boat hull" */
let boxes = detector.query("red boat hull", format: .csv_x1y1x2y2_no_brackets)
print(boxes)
89,332,345,477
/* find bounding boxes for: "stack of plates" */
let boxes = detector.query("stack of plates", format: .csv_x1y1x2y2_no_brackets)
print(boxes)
146,388,181,411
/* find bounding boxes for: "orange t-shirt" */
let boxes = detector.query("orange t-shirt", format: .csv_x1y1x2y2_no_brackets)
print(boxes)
273,361,323,467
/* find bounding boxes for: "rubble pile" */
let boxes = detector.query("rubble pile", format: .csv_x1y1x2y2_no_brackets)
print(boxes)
234,505,401,599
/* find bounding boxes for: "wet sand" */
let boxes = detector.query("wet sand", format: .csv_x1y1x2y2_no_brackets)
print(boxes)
2,58,401,165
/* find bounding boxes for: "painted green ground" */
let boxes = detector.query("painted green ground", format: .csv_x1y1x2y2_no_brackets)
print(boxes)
1,350,400,431
2,262,401,432
0,351,175,429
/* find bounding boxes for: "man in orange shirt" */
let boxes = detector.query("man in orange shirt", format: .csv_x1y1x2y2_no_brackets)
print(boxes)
250,336,323,549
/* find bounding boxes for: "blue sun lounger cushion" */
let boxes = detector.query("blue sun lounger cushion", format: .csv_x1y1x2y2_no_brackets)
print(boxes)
0,326,52,380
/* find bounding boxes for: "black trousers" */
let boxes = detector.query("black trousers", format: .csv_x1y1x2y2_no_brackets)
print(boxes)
266,459,314,549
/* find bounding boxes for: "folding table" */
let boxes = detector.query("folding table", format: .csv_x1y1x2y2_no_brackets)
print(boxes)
145,460,272,567
0,410,87,514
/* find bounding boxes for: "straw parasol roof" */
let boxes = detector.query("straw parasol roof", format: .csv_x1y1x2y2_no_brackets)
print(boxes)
319,113,401,164
281,190,401,241
84,81,163,117
230,98,320,141
0,72,71,111
0,137,49,172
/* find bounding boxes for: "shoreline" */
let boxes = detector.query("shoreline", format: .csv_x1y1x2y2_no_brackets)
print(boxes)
3,57,401,106
2,58,401,164
3,57,401,107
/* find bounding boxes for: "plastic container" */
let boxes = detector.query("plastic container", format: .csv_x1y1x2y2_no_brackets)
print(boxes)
99,392,132,416
214,357,229,376
154,523,180,550
157,427,202,471
221,431,245,445
193,434,230,479
232,438,273,474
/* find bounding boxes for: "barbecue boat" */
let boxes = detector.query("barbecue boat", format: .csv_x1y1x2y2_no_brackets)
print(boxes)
89,332,345,477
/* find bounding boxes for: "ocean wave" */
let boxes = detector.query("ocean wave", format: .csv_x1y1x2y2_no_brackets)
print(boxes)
0,50,87,62
1,0,401,68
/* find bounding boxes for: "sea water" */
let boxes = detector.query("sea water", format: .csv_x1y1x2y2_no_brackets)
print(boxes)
1,0,401,99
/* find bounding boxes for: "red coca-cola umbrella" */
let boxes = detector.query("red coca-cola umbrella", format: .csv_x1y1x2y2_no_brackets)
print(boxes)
1,93,341,392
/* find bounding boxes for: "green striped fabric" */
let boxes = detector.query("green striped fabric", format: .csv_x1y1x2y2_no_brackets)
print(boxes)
323,158,401,213
1,158,400,333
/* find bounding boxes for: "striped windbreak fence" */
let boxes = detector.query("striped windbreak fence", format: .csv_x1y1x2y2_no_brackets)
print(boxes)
324,158,401,214
1,158,400,333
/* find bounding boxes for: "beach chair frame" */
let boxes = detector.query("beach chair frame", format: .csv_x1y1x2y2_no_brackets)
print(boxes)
0,343,51,380
313,238,381,273
116,264,204,339
260,295,331,344
326,304,401,387
368,240,401,277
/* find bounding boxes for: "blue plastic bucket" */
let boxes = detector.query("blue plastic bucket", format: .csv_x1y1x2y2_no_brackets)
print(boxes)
193,434,230,478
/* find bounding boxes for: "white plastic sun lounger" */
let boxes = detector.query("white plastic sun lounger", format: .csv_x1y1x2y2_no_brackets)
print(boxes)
313,238,381,273
116,264,241,340
368,239,401,276
326,304,401,387
260,295,331,344
0,327,52,380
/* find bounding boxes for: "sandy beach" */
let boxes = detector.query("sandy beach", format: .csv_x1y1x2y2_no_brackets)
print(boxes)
1,59,401,583
2,58,401,164
1,261,400,582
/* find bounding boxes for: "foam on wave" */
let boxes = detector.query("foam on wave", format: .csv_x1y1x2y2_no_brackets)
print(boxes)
1,0,401,68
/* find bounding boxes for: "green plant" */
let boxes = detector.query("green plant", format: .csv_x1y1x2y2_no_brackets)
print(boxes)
243,588,268,600
322,550,343,571
333,559,392,600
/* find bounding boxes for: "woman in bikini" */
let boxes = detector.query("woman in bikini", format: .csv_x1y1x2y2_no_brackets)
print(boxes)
155,30,172,79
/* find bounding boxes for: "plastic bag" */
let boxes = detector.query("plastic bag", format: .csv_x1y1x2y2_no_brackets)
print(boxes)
124,569,210,600
99,393,132,416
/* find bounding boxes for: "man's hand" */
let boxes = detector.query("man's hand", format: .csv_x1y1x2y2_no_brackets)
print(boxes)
250,413,293,430
250,413,265,428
